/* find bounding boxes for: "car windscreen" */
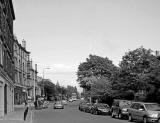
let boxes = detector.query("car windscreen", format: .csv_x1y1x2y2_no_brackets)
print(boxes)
145,104,160,111
97,104,107,109
119,101,131,108
55,102,62,104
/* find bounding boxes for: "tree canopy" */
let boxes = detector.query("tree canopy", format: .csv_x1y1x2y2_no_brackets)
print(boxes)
77,47,160,103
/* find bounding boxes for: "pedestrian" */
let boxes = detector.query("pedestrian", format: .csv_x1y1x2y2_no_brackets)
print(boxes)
34,99,38,109
24,100,29,121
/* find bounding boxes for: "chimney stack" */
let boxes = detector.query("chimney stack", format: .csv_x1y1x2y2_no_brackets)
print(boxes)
35,64,37,72
156,50,160,56
22,39,26,49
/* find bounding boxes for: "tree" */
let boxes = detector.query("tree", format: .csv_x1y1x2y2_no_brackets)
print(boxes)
77,54,118,101
66,85,78,98
38,79,56,100
145,55,160,103
113,46,160,101
77,54,117,89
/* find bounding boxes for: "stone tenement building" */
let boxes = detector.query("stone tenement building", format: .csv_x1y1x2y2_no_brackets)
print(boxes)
0,0,15,117
13,39,30,105
27,60,38,100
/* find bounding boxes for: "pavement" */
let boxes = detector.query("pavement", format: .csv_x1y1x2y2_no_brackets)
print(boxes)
0,103,34,123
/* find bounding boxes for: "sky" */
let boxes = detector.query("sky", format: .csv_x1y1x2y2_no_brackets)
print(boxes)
12,0,160,92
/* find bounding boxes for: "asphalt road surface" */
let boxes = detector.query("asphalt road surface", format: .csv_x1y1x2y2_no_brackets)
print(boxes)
32,101,134,123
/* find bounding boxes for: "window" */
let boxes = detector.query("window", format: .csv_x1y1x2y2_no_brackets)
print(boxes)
131,103,139,110
0,40,3,66
139,104,145,111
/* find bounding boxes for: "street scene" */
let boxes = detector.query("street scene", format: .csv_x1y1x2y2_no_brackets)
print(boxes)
1,0,160,123
33,101,129,123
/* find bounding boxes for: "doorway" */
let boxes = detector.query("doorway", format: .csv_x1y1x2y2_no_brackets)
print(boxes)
4,84,7,114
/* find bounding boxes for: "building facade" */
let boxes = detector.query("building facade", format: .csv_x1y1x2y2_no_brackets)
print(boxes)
36,76,42,96
13,39,30,105
0,0,15,117
27,60,38,100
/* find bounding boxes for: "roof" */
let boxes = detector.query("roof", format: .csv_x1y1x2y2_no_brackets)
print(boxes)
9,0,15,20
132,102,158,104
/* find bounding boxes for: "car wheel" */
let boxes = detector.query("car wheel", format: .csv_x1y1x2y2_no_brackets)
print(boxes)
143,117,147,123
111,112,115,118
118,113,122,119
128,114,133,122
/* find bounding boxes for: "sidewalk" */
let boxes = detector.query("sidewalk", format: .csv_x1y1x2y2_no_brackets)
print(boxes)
0,104,33,123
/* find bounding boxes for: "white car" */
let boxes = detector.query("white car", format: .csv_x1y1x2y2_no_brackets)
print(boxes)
69,99,73,102
62,100,68,105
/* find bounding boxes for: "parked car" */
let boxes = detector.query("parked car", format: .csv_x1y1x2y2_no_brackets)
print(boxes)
91,103,110,115
69,98,73,102
79,101,87,111
62,100,68,105
128,102,160,123
111,99,132,119
83,103,93,113
53,101,64,109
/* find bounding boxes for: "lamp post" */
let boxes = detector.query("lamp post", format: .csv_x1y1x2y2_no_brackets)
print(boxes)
33,64,37,102
42,67,50,98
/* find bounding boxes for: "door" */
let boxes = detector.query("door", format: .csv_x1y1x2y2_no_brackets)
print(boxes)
137,104,146,121
131,103,139,120
4,84,7,114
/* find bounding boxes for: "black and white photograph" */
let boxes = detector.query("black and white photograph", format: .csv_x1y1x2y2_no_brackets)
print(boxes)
0,0,160,123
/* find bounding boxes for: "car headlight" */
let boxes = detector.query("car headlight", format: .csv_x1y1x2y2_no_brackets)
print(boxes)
149,113,158,118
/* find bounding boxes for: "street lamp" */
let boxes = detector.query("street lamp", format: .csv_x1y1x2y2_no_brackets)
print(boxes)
33,64,37,102
42,67,50,98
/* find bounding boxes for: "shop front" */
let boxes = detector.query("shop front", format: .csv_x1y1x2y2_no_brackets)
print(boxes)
14,86,27,105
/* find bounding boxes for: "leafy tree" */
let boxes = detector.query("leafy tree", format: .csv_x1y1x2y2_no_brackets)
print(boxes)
145,55,160,103
77,54,117,89
38,79,56,100
66,85,78,98
113,46,160,101
77,54,118,100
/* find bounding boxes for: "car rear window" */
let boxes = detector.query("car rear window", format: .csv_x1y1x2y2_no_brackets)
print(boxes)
145,104,160,111
119,101,131,107
97,104,109,108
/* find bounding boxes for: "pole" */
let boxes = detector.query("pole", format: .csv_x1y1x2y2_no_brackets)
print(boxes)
43,69,44,97
42,67,50,98
33,64,36,102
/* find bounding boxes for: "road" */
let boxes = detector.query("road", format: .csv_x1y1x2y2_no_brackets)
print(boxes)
32,101,133,123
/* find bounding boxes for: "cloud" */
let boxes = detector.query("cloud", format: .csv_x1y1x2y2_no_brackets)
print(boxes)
52,63,77,72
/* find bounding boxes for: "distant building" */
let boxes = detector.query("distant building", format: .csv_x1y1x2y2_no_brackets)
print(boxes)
27,59,38,100
36,76,42,96
71,93,77,100
0,0,15,117
13,39,30,105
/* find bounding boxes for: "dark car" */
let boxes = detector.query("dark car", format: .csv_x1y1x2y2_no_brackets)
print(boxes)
84,103,93,113
111,99,132,119
91,103,110,115
128,102,160,123
79,101,87,111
